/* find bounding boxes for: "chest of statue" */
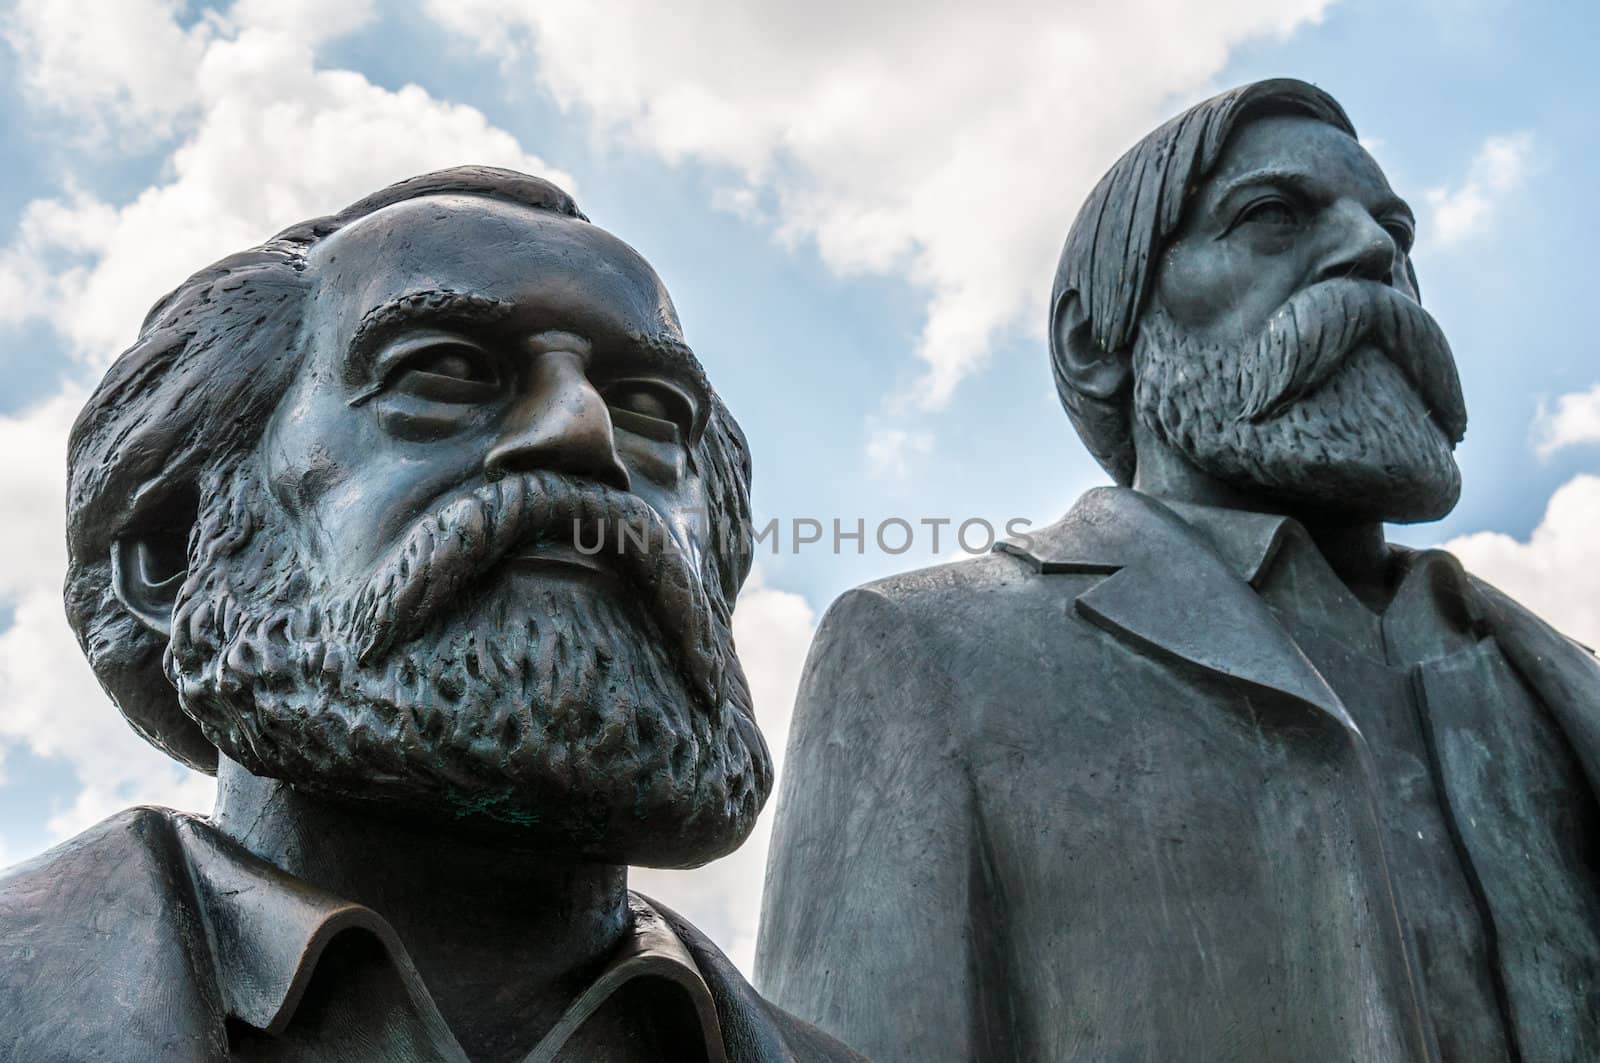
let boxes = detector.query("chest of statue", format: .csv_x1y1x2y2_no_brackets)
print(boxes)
958,551,1600,1062
962,624,1426,1062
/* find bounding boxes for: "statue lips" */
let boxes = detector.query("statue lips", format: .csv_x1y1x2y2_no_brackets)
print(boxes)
505,540,615,580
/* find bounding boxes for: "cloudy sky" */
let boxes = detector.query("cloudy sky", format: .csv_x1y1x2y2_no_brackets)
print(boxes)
0,0,1596,974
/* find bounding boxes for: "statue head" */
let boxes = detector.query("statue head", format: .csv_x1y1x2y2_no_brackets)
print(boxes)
64,167,771,868
1049,78,1466,523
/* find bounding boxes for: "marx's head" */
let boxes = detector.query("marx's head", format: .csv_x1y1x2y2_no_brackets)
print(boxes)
65,167,770,868
1050,79,1466,524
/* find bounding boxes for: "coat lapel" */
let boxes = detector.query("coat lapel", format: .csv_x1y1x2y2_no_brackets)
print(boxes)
997,487,1359,736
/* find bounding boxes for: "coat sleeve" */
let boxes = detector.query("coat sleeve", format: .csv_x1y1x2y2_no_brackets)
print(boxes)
753,585,978,1063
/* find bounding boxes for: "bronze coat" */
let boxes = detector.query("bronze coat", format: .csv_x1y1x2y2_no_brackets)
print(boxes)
756,487,1600,1062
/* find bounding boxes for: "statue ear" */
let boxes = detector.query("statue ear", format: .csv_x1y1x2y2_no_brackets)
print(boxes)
111,489,196,638
1051,288,1129,401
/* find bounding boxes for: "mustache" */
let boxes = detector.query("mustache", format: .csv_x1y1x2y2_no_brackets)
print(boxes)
341,471,725,711
1237,279,1467,444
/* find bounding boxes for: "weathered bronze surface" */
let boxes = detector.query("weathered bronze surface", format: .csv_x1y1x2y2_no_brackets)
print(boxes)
757,79,1600,1061
0,167,861,1062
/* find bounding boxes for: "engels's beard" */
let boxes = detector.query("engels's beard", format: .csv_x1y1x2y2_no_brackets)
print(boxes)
1131,278,1467,523
165,465,771,868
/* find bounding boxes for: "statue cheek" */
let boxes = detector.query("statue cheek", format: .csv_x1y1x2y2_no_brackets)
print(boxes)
1150,240,1225,328
1155,240,1299,343
262,406,351,521
284,445,344,514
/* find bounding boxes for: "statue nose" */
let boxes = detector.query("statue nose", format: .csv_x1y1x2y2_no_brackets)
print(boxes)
1318,199,1398,287
484,337,631,491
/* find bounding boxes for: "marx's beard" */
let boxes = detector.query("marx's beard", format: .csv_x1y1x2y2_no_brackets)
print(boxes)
1131,279,1467,523
165,465,771,868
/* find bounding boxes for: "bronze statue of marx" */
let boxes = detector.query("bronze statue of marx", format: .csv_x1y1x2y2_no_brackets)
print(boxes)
759,79,1600,1061
0,168,861,1062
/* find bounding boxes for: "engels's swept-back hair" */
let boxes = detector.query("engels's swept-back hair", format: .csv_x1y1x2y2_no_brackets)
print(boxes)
65,166,755,773
1049,78,1357,485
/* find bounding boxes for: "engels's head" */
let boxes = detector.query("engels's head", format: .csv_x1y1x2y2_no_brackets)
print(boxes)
64,167,771,868
1051,78,1467,524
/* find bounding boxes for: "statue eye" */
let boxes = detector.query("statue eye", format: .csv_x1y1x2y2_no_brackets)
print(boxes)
604,380,696,443
1236,197,1299,230
1381,218,1415,253
412,348,489,381
388,340,500,402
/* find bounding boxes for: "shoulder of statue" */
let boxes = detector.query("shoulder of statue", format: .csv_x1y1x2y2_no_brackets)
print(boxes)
994,486,1186,575
0,806,220,1057
1463,568,1598,659
0,805,188,912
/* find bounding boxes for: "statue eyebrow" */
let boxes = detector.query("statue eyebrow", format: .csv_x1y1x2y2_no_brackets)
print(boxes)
1215,168,1415,225
1214,167,1323,208
345,289,516,387
627,334,712,398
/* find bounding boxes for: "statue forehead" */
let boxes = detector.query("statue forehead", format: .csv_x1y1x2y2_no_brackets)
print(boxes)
305,194,683,339
1198,113,1395,205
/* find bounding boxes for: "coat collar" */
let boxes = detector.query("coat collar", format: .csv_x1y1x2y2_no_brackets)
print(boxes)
996,487,1358,734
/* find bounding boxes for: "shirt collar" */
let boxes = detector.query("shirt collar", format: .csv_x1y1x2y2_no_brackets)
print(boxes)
173,815,727,1062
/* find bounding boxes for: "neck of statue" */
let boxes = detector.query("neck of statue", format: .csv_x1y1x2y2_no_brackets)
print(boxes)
210,753,628,1055
1131,420,1397,611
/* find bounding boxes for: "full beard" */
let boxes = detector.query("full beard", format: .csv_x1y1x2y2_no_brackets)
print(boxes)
166,466,771,868
1131,280,1465,524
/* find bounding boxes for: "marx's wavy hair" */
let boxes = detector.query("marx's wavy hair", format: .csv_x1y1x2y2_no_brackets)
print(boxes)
65,166,754,773
1049,78,1363,484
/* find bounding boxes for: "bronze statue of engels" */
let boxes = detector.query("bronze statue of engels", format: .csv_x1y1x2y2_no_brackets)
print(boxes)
0,168,862,1061
758,79,1600,1061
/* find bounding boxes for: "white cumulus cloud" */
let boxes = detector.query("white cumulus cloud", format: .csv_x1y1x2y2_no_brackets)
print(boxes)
1424,130,1534,245
3,0,212,144
864,422,932,481
1532,383,1600,458
1444,474,1600,648
3,0,381,149
423,0,1333,472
